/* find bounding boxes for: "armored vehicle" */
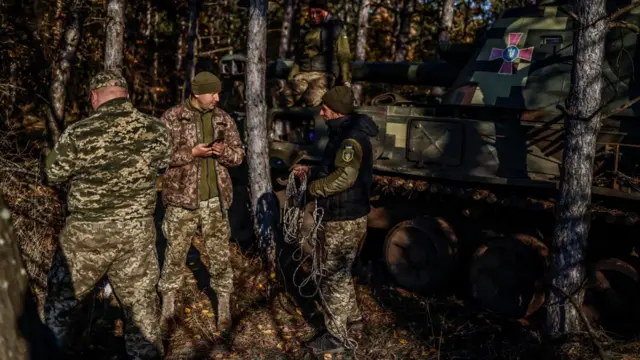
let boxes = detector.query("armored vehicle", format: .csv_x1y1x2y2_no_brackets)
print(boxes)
220,0,640,331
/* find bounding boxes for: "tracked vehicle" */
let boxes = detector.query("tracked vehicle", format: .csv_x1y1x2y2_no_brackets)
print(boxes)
220,0,640,331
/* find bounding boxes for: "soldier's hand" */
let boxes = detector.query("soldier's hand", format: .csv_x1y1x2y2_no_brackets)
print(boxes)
211,142,226,156
192,143,215,158
292,165,309,180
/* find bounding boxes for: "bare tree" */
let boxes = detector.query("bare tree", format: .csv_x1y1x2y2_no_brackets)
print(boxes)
183,0,200,97
246,0,278,286
278,0,295,58
546,0,606,338
352,0,370,105
104,0,125,71
432,0,454,98
393,0,414,62
46,0,82,145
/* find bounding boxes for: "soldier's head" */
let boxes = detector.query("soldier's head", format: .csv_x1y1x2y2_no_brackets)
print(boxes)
191,72,222,110
89,70,128,110
308,0,329,25
320,86,354,121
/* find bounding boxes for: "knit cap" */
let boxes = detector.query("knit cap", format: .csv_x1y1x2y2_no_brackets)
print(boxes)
192,72,222,95
321,86,354,114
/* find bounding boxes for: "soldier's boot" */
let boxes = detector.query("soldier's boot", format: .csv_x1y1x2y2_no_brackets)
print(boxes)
160,292,176,334
217,294,232,332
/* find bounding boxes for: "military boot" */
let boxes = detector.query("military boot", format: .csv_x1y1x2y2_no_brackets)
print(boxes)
217,294,232,332
160,292,176,333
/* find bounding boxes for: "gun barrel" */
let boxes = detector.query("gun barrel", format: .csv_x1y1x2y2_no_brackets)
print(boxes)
267,60,459,87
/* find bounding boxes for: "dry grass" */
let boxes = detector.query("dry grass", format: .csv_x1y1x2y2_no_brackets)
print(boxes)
4,133,640,360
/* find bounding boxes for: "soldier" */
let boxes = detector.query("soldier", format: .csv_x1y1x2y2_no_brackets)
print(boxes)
292,86,377,355
281,0,352,108
43,71,172,359
158,71,245,332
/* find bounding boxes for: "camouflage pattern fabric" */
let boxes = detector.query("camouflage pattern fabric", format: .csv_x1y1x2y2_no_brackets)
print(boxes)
89,70,128,91
158,197,233,296
160,104,245,211
44,218,163,359
282,71,335,108
321,215,367,341
44,97,172,221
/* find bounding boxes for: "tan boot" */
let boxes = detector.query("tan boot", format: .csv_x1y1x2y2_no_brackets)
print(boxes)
216,294,232,332
160,292,176,333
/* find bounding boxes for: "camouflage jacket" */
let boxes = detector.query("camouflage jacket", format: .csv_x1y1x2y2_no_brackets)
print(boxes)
159,102,244,210
45,97,172,221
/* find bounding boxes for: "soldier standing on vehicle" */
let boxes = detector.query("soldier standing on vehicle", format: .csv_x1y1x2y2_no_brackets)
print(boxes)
44,71,172,359
158,71,245,333
281,0,352,108
292,86,377,355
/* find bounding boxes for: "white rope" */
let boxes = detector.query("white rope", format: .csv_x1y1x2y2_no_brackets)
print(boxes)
282,171,359,354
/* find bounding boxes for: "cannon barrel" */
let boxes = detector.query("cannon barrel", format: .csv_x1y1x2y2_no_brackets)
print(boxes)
266,59,460,87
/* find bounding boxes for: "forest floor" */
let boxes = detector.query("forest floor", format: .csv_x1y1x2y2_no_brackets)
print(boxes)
3,136,640,360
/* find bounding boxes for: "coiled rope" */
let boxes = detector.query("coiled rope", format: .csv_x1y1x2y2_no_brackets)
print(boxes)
282,171,359,354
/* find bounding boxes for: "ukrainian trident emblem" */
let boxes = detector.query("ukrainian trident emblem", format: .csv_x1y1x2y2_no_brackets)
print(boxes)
489,33,534,75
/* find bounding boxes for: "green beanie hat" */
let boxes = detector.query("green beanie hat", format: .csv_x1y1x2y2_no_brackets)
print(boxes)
192,72,222,95
321,86,355,115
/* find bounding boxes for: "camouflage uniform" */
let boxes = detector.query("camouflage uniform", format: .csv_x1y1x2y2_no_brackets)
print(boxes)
320,216,367,338
283,13,351,107
158,91,244,330
44,71,172,359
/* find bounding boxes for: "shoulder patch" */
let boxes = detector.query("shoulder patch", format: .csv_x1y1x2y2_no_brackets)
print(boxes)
342,144,354,162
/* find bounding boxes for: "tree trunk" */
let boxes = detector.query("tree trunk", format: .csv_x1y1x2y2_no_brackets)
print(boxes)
278,0,295,58
0,196,29,359
46,0,82,145
352,0,370,105
433,0,454,97
393,0,414,62
183,0,200,97
152,9,159,111
545,0,606,338
0,196,53,359
246,0,278,285
104,0,125,72
176,15,187,102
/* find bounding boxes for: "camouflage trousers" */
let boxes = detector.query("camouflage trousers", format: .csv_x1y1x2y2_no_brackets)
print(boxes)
320,215,368,341
158,197,233,297
44,216,162,360
282,71,335,107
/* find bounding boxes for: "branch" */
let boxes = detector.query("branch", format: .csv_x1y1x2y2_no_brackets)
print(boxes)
606,0,640,22
558,6,580,23
603,95,640,118
197,46,233,57
608,20,640,32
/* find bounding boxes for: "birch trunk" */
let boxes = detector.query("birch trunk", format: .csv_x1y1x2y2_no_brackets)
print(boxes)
0,194,57,360
183,0,200,97
176,16,187,102
0,196,30,359
352,0,370,105
545,0,606,338
393,0,414,62
433,0,454,97
104,0,125,71
278,0,295,58
246,0,278,285
46,0,82,144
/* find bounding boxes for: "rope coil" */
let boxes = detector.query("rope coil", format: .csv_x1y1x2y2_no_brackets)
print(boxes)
282,171,359,354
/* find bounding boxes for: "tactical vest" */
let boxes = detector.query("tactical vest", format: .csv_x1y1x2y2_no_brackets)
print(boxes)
316,115,374,222
298,19,343,76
